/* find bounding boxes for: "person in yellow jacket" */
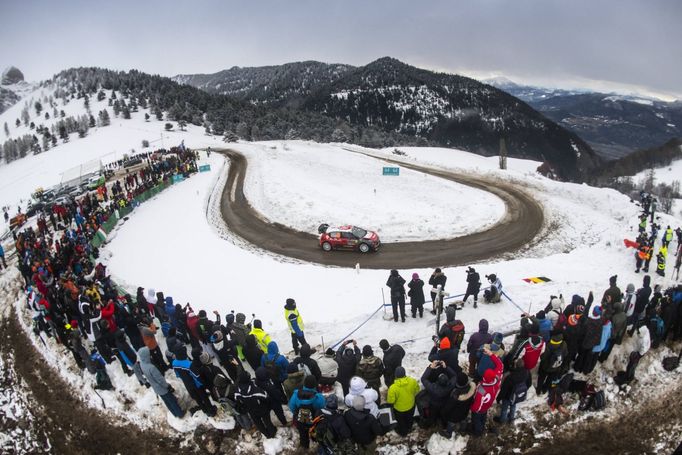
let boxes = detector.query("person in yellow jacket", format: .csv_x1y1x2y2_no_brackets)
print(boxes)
386,366,420,436
663,226,673,248
249,319,272,353
284,298,307,355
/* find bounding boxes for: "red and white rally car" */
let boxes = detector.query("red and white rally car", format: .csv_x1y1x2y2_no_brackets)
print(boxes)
318,224,380,253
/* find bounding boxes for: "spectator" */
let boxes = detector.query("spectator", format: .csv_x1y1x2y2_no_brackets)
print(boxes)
386,366,419,436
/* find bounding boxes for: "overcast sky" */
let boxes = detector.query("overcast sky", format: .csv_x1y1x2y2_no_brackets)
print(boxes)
1,0,680,99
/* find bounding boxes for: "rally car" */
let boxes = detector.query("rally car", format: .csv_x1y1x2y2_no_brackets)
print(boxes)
318,224,380,253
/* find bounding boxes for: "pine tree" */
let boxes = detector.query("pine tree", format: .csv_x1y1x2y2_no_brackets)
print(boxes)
99,109,111,126
83,95,90,110
122,106,131,119
164,123,173,131
89,115,96,127
113,100,120,117
60,110,65,118
34,101,42,115
155,108,163,120
51,135,57,147
3,122,8,137
29,122,35,130
59,125,68,142
97,90,106,101
178,119,187,131
44,112,50,120
21,107,30,126
144,113,150,122
15,119,20,127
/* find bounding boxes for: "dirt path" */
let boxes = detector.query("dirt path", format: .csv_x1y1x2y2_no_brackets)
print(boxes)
0,304,191,455
218,149,544,269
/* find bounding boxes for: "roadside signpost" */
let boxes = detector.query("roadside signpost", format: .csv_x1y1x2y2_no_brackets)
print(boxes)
382,167,400,176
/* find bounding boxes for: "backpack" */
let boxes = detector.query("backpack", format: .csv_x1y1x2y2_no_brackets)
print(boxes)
309,415,330,444
510,381,528,405
297,403,315,426
264,354,281,381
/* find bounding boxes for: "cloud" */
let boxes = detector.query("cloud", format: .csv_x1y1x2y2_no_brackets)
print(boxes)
1,0,679,98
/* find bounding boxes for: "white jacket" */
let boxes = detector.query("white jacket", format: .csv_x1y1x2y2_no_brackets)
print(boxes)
344,376,379,416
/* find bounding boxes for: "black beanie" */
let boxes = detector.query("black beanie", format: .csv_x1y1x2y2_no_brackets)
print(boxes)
379,339,390,350
395,366,406,378
362,345,373,357
304,375,318,389
253,319,262,329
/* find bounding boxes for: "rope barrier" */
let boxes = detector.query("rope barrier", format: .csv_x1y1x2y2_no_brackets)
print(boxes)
501,290,526,314
330,303,385,350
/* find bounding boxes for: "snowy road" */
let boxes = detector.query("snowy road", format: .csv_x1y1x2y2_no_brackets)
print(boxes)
218,149,545,268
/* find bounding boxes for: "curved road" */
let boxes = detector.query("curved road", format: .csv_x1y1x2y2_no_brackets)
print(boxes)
218,149,544,269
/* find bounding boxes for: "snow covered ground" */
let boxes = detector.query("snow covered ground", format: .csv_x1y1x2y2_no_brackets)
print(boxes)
233,141,506,241
632,150,682,186
101,142,682,351
1,81,682,453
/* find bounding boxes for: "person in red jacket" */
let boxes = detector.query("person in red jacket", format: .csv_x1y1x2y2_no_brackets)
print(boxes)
470,348,503,436
100,299,118,333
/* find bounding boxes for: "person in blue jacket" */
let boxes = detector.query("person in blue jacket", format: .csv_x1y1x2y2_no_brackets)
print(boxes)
536,311,553,342
288,375,325,449
0,243,6,269
260,341,289,384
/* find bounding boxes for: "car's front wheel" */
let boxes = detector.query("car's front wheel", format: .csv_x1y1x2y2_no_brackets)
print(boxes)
322,242,332,252
359,243,370,253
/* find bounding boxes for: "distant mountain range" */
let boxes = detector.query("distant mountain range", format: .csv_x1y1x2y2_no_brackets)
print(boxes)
175,58,600,180
485,77,682,160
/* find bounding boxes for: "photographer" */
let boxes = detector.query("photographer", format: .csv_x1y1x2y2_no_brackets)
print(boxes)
429,268,447,315
463,267,481,309
484,274,502,303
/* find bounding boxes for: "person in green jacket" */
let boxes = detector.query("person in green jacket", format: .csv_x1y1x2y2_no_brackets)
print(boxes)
386,366,420,436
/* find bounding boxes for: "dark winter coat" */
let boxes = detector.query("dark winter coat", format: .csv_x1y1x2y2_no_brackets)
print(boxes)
539,333,568,374
428,345,461,372
429,272,447,293
234,381,271,417
260,341,289,383
386,273,406,297
441,380,475,424
244,335,263,371
407,279,425,305
610,303,628,344
293,344,322,382
467,319,493,354
421,366,456,411
497,366,531,402
231,314,250,347
465,271,481,293
581,317,604,350
336,344,362,385
634,276,652,316
255,367,287,406
356,355,384,390
343,408,383,446
382,344,406,379
113,329,137,366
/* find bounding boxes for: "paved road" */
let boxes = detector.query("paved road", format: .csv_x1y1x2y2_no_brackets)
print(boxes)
218,149,544,269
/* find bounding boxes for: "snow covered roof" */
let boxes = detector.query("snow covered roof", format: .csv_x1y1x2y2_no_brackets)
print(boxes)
60,159,102,186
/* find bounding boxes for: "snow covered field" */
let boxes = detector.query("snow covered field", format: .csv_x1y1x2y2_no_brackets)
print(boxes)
2,82,682,454
234,141,506,241
101,142,682,350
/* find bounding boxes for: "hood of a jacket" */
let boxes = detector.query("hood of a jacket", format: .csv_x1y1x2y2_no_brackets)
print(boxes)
456,382,476,401
165,296,174,308
643,275,651,288
350,376,368,394
478,319,489,333
255,366,269,382
300,343,312,358
287,369,305,381
138,346,152,364
551,298,562,311
267,341,280,357
392,376,412,388
235,312,246,324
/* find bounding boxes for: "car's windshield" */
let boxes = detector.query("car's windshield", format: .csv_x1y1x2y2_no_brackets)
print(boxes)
351,226,367,238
